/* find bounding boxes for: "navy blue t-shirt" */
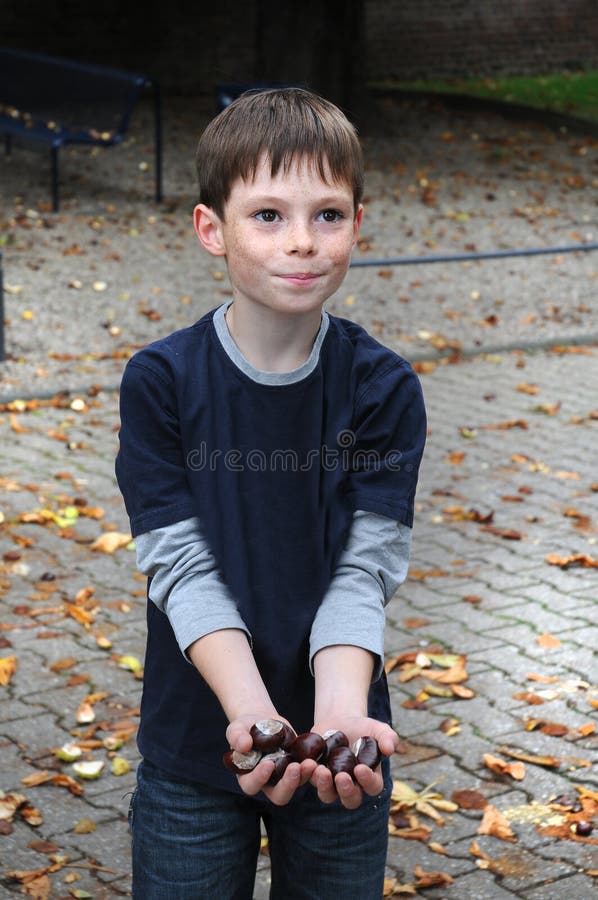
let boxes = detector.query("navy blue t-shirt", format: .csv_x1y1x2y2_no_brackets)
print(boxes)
115,307,426,790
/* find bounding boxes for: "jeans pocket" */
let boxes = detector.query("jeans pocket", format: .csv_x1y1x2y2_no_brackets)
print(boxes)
127,787,137,835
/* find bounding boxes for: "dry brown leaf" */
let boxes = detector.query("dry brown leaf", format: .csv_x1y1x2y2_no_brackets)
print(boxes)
526,673,560,684
513,691,545,705
446,450,466,465
499,746,560,768
480,419,528,430
428,841,449,855
469,839,490,860
451,684,475,699
48,657,77,673
64,603,96,627
424,657,468,684
403,617,431,629
477,804,517,842
388,824,432,841
536,633,561,649
452,789,487,810
413,865,454,887
545,552,598,569
90,531,132,554
483,753,525,781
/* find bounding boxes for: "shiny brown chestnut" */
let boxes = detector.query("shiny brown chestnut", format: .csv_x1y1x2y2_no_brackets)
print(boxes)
250,718,290,753
288,731,326,762
326,746,357,779
353,736,381,770
321,729,349,762
573,821,593,837
264,750,293,786
222,748,262,774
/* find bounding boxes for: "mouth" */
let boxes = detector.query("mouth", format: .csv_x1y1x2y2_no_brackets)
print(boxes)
278,272,321,284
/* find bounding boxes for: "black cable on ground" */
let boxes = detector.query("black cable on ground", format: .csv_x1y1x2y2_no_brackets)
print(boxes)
350,242,598,268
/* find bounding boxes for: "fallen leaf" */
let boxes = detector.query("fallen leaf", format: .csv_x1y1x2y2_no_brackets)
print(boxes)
452,789,487,810
513,691,545,704
90,531,133,553
428,841,449,855
526,673,560,684
413,865,454,888
478,805,517,842
403,617,431,628
0,655,17,685
73,818,96,834
499,746,560,768
536,633,561,649
483,753,526,781
546,552,598,569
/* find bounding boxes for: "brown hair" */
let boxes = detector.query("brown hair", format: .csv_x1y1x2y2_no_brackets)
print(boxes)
195,88,364,219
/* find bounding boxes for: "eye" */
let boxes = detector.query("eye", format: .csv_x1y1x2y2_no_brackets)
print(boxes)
254,209,280,223
318,209,344,223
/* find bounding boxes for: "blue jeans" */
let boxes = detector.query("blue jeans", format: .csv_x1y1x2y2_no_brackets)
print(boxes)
129,757,392,899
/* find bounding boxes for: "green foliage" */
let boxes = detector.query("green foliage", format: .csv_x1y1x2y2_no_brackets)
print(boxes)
371,72,598,122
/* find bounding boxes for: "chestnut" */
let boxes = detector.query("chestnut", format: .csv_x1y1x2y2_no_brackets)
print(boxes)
353,736,381,770
288,731,326,763
326,746,357,779
573,821,593,837
263,749,293,786
321,729,349,762
222,748,262,774
250,718,290,753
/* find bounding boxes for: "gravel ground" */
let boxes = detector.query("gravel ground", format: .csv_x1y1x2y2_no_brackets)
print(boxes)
0,92,596,400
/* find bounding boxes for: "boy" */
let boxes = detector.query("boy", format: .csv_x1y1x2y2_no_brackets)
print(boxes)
116,87,426,899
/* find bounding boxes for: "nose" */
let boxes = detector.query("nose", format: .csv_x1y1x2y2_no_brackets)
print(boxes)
285,220,315,255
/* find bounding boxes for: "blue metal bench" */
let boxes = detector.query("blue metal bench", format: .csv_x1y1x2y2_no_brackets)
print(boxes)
0,48,162,211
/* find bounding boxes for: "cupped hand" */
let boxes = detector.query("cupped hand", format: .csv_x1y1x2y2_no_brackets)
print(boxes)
225,714,317,806
310,716,399,809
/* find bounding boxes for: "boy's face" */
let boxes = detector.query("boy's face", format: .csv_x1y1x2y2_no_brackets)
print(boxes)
194,154,362,318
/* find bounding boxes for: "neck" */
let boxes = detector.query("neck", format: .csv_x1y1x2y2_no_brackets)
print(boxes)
225,302,323,372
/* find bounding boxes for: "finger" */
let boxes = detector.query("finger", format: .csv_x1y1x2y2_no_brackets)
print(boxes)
235,757,276,796
225,723,253,753
263,761,303,806
376,727,400,756
334,772,363,810
353,763,384,797
312,763,338,804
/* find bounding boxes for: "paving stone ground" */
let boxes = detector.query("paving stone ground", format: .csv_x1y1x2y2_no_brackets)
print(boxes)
0,93,596,898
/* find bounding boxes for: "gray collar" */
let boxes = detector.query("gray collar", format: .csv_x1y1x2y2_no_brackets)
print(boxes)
213,302,329,385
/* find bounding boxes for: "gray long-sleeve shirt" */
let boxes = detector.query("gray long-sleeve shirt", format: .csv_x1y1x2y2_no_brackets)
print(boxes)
134,510,411,681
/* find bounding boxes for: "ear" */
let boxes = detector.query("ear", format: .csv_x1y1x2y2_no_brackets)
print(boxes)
193,203,226,256
352,204,363,246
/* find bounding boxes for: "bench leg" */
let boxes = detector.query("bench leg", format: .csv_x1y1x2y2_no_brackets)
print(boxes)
51,146,60,212
153,82,163,203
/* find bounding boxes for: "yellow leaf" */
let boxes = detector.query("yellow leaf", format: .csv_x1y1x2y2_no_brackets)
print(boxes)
0,656,17,686
118,654,143,674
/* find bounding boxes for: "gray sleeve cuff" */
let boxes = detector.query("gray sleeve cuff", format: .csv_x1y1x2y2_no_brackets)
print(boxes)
309,510,412,681
134,517,251,660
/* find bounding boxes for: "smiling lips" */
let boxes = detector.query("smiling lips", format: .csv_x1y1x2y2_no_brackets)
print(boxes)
279,272,321,284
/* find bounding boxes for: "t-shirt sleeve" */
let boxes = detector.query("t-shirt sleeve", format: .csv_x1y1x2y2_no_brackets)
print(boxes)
115,358,197,537
344,359,427,527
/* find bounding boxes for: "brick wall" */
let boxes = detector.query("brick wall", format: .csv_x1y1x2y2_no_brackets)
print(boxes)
366,0,598,81
2,0,597,94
